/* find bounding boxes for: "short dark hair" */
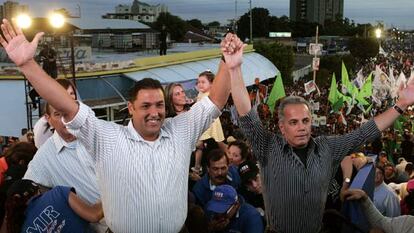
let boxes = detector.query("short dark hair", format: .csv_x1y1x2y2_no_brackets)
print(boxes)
376,165,385,176
129,78,164,102
45,78,77,115
207,149,228,167
228,140,250,161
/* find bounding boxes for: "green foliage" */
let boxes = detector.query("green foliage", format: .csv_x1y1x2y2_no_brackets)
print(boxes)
153,12,188,41
187,19,204,30
348,37,379,63
290,20,320,37
237,8,271,41
317,55,357,86
207,21,220,27
254,42,295,85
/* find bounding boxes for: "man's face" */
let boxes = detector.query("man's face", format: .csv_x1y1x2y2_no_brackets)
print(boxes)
375,168,384,185
46,105,71,137
128,89,165,141
246,174,262,194
208,156,229,186
278,104,312,148
384,166,394,178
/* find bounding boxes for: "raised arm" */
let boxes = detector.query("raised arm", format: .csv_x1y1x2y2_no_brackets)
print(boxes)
374,80,414,131
227,36,250,116
0,19,78,121
68,192,104,223
209,33,245,110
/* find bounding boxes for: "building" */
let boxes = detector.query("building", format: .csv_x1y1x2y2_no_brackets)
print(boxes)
290,0,343,25
103,0,168,24
1,1,28,20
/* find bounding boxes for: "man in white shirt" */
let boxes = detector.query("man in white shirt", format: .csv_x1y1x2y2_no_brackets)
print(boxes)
374,166,401,217
0,19,245,233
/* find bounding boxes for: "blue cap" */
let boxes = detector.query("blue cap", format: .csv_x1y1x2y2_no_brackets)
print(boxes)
206,185,238,214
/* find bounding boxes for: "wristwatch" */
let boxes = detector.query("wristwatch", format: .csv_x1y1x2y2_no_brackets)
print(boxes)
344,178,351,185
393,104,404,115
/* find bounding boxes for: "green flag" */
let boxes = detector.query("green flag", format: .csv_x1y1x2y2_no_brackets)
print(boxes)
328,73,338,104
266,73,286,114
356,73,372,106
341,62,356,96
328,73,344,113
394,115,407,132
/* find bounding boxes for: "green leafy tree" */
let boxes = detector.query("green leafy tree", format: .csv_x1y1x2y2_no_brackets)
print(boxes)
153,12,188,41
187,19,204,30
254,42,295,85
348,37,379,64
207,21,220,27
317,54,357,86
268,15,291,33
237,8,271,41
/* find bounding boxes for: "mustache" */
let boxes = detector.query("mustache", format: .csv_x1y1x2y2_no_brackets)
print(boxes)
215,175,226,180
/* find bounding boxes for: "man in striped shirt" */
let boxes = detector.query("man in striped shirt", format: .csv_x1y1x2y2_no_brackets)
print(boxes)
0,20,245,233
230,68,414,231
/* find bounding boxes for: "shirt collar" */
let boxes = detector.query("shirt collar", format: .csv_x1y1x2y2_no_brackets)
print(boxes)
126,120,171,142
52,131,78,153
282,136,319,154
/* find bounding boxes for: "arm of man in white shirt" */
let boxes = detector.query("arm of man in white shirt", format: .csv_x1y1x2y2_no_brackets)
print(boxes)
0,19,78,123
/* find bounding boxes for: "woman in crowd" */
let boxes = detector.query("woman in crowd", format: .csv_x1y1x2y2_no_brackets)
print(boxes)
227,140,251,166
164,82,192,118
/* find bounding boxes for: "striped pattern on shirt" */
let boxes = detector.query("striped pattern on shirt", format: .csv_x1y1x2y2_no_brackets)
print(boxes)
65,97,220,233
24,131,100,204
238,108,381,233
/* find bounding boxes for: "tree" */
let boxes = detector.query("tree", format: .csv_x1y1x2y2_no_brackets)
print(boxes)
317,54,357,86
187,19,204,30
268,15,291,33
254,42,295,85
348,37,379,64
207,21,220,27
237,8,271,41
153,12,188,41
290,20,320,37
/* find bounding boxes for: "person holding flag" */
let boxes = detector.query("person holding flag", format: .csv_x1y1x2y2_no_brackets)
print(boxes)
229,54,414,232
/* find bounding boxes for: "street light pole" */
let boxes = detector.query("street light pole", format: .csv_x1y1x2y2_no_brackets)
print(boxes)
249,0,252,44
234,0,237,31
70,33,76,86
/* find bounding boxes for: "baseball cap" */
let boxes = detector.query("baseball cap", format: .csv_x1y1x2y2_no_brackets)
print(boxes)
206,185,238,214
238,160,259,184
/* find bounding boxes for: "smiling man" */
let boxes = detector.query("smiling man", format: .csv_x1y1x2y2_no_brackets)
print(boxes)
0,19,246,233
230,73,414,232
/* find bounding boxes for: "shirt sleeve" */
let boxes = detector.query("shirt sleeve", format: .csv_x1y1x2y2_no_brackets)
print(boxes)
238,108,278,165
63,101,119,160
326,119,381,164
23,147,53,188
170,96,221,150
361,197,414,233
242,207,264,233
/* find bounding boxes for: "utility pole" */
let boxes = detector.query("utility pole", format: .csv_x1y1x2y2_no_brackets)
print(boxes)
234,0,237,31
249,0,252,43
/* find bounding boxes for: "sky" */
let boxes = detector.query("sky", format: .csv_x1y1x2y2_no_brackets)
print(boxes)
17,0,414,30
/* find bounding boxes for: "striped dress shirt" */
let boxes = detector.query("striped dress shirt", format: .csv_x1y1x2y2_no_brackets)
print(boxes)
239,108,381,233
65,97,220,233
24,131,100,204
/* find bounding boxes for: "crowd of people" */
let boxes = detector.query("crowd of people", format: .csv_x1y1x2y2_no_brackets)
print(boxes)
1,18,414,233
